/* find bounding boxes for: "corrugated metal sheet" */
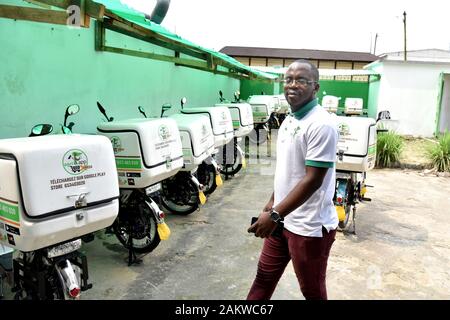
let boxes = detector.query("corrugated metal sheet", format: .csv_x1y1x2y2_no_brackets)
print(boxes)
220,46,379,62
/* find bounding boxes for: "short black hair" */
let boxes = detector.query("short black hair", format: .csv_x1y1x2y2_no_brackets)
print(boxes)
290,59,319,82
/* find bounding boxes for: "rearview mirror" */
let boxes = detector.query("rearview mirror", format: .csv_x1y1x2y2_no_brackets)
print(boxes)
161,103,172,117
30,124,53,137
181,97,187,107
67,104,80,115
138,106,148,118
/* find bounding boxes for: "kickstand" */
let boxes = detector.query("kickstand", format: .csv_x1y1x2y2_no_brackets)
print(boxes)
351,207,357,235
127,228,142,266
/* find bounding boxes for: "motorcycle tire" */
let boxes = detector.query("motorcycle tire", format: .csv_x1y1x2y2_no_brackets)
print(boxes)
13,265,65,300
196,162,217,195
219,145,243,176
114,201,161,254
338,204,353,230
160,175,199,215
248,125,268,145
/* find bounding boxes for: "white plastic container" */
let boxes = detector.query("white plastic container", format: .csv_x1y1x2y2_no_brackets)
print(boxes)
0,134,119,252
97,118,183,189
335,116,377,172
322,95,340,114
247,95,277,124
214,103,254,138
344,98,364,115
180,106,234,148
274,95,289,114
168,114,215,172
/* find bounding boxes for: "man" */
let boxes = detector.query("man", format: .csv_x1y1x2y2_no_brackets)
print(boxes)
247,60,338,300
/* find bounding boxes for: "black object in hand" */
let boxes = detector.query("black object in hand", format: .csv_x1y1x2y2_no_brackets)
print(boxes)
250,216,284,237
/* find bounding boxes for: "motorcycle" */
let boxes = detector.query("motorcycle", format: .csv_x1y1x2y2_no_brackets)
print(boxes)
215,91,253,177
177,98,233,196
139,99,213,213
333,113,377,234
96,102,176,265
247,95,278,145
1,104,115,299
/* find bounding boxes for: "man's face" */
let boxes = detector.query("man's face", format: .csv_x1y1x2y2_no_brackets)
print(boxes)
283,63,319,111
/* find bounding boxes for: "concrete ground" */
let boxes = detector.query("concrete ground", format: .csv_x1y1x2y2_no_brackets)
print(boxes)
2,138,450,300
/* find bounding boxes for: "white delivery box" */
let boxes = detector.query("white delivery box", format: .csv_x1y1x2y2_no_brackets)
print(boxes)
97,118,183,189
344,98,364,115
322,95,340,114
214,103,254,138
181,106,234,148
0,134,119,252
274,95,289,114
168,114,215,172
335,116,377,172
247,95,277,124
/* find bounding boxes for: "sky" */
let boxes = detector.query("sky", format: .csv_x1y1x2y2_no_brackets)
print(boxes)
123,0,450,55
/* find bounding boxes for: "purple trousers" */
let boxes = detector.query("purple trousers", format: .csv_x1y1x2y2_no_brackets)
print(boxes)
247,226,336,300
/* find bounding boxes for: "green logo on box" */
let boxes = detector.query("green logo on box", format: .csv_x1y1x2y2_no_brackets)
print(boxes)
62,149,92,175
159,125,171,140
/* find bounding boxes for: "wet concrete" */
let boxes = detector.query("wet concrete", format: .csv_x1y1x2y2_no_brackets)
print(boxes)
2,139,450,300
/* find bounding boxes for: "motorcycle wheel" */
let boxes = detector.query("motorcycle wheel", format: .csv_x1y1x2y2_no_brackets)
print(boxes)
268,114,280,130
13,267,65,300
248,125,268,145
196,163,217,195
338,204,354,230
114,201,161,254
160,175,199,215
219,145,243,176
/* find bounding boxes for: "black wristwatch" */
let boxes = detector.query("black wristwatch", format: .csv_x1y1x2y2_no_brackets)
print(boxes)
269,208,283,223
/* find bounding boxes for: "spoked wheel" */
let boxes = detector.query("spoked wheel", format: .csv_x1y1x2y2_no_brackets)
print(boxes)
160,173,199,215
196,162,217,195
114,200,161,253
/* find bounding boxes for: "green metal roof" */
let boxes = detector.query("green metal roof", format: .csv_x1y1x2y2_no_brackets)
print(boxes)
93,0,279,81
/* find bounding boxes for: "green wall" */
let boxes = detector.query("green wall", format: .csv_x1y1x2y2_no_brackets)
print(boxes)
240,77,372,117
0,0,239,138
240,79,281,100
317,80,370,116
367,78,381,119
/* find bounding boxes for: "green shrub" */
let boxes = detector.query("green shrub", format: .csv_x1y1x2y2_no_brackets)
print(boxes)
376,131,403,168
427,131,450,172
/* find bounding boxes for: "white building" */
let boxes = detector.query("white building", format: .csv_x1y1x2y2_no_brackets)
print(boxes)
366,49,450,137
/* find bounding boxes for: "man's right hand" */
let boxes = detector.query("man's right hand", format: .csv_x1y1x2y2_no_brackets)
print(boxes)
247,210,277,238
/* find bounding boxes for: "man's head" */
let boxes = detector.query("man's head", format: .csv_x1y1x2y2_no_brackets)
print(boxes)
283,60,320,112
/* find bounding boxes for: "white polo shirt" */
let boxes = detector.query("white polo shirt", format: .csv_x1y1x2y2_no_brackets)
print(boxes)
274,98,338,237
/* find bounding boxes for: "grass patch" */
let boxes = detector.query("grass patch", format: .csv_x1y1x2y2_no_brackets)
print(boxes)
427,132,450,172
376,131,403,168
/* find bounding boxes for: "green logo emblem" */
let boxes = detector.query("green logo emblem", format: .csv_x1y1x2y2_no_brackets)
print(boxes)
291,126,301,138
159,125,171,140
201,124,208,137
110,136,124,154
62,149,92,175
338,123,350,136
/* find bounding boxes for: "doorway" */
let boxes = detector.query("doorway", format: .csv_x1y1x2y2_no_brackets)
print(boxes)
438,73,450,134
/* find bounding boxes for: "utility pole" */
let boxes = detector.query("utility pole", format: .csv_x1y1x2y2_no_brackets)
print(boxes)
374,33,378,55
403,11,407,61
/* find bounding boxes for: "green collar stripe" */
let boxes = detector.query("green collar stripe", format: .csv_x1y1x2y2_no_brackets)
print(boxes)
292,98,318,120
305,160,335,168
